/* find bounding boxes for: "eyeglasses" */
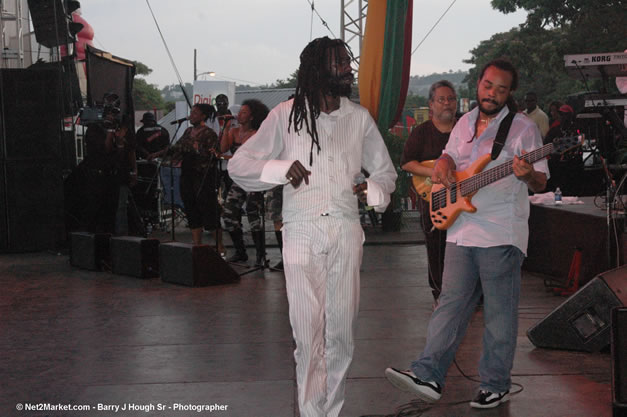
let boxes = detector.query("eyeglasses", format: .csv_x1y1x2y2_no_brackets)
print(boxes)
435,96,457,104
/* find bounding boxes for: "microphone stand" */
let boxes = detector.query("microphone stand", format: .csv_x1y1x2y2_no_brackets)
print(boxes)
150,120,185,241
599,155,622,270
237,191,281,276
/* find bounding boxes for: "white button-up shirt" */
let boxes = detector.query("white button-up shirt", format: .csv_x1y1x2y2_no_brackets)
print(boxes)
228,97,397,223
444,106,550,255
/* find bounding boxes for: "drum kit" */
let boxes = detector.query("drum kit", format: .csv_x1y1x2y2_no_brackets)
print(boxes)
132,158,185,231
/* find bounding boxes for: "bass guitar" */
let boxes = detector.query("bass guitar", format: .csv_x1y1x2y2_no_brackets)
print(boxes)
430,135,583,230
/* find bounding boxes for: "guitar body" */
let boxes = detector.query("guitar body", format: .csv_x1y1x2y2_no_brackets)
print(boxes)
430,154,493,230
411,160,435,202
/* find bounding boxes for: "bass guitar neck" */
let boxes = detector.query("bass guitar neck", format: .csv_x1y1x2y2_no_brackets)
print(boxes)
429,135,583,230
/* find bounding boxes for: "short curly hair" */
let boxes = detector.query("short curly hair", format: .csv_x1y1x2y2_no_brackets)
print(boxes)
241,99,269,130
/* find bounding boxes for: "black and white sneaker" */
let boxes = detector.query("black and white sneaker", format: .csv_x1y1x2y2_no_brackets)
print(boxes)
384,367,442,402
470,389,510,409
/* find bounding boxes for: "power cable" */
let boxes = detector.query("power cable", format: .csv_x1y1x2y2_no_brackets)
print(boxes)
309,0,314,41
411,0,458,56
303,0,336,38
211,74,263,86
145,0,191,108
92,35,107,51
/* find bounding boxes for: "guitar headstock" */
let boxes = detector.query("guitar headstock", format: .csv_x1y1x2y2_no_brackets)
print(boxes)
552,134,584,156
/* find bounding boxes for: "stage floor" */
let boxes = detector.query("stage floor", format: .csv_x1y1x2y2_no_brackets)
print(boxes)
0,226,614,417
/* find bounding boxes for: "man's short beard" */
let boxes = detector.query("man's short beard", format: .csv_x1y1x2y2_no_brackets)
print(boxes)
478,102,504,115
325,74,354,97
327,82,352,97
435,109,455,123
476,91,507,116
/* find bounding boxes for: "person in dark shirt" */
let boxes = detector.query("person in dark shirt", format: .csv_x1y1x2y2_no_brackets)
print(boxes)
168,103,221,246
135,112,170,161
400,80,457,302
83,110,137,235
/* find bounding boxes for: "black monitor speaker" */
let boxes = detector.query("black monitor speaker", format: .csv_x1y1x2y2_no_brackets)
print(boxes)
159,242,239,287
527,265,627,352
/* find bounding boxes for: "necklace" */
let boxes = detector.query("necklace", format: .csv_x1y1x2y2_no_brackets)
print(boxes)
238,128,253,142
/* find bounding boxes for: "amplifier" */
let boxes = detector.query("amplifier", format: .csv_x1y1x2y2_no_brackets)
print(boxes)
159,242,239,286
111,236,160,278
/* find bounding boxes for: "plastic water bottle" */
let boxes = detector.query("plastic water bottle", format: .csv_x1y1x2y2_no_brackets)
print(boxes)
554,187,563,205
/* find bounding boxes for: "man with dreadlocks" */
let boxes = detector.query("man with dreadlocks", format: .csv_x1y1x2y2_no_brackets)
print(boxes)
229,37,396,417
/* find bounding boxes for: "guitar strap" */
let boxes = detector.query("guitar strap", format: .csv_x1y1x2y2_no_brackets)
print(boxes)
490,111,515,160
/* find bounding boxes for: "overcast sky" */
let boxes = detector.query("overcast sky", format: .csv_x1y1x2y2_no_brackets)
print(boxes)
80,0,527,89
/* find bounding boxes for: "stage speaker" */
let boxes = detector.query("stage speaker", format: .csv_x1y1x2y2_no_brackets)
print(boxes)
70,232,110,271
159,242,239,287
27,0,82,48
0,68,63,160
528,265,627,352
0,67,66,252
28,59,83,117
0,159,66,252
111,236,159,279
613,308,627,417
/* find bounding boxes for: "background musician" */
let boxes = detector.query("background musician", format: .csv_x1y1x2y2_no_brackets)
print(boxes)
135,112,170,161
168,103,221,247
400,80,457,303
220,99,269,265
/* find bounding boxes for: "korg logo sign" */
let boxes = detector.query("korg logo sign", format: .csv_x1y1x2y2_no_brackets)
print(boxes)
591,55,611,63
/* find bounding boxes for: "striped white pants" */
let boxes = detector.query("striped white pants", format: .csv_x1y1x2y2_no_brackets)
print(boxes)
283,217,364,417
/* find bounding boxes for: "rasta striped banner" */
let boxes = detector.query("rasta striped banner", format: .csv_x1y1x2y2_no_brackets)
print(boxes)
358,0,413,131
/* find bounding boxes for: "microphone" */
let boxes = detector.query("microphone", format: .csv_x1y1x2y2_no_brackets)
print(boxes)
353,172,366,186
353,172,373,210
170,117,188,125
218,115,235,120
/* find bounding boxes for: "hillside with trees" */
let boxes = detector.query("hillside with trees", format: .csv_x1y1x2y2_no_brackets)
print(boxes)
407,70,468,97
132,61,166,111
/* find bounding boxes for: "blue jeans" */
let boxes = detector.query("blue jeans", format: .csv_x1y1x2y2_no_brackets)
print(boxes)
411,243,524,393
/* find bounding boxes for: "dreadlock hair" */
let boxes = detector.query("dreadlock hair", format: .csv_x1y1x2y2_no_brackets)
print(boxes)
241,99,270,130
288,36,354,165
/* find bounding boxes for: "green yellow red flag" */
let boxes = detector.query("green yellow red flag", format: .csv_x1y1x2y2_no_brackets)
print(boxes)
358,0,413,131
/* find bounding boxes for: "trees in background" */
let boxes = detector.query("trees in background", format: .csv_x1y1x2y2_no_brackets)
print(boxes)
464,0,625,106
132,61,166,111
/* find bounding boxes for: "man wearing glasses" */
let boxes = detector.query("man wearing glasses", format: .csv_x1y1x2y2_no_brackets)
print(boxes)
400,80,457,303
